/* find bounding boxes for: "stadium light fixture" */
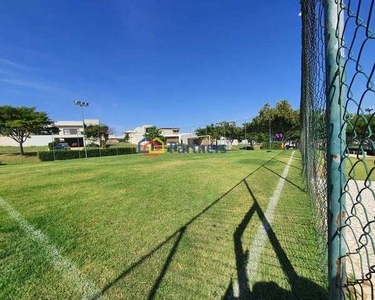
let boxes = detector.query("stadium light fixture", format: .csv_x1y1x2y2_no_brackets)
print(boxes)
73,100,89,158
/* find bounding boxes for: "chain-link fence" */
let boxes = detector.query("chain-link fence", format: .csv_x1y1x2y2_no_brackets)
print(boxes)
300,0,375,299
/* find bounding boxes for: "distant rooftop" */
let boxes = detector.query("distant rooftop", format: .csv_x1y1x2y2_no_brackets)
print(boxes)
55,121,83,127
55,119,99,127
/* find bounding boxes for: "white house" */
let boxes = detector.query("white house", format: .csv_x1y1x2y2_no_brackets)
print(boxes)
125,125,154,145
0,119,100,147
54,119,100,147
160,127,180,145
125,125,185,145
124,124,216,147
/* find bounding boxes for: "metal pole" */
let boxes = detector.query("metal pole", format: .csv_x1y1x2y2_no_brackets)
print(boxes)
51,132,56,161
269,118,271,151
244,122,247,143
77,133,81,158
324,1,346,298
81,106,88,158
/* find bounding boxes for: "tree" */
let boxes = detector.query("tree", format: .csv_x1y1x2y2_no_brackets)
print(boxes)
246,100,300,143
272,100,300,139
0,105,52,155
195,121,243,144
85,124,112,148
346,113,375,147
195,123,221,142
124,133,130,143
144,126,164,142
216,121,242,144
194,100,299,145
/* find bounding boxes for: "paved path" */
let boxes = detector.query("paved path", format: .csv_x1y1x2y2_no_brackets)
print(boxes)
346,180,374,299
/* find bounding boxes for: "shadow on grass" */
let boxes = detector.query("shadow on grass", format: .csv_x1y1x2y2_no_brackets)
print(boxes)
0,152,38,157
91,151,327,300
223,180,327,300
272,157,303,171
262,165,306,192
277,152,303,161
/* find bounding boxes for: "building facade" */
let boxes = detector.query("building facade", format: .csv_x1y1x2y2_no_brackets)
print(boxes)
0,119,100,147
125,125,153,145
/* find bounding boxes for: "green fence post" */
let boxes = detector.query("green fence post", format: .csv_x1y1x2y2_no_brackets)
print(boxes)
324,0,346,299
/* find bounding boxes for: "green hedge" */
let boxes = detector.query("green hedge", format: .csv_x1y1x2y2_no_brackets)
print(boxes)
39,147,137,161
260,141,283,150
48,142,55,150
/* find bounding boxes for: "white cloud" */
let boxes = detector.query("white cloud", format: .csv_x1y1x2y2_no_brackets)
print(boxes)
0,58,25,69
0,58,40,72
0,78,60,92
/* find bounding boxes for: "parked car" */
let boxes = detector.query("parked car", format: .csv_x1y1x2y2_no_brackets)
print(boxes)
240,146,254,150
54,143,70,150
87,142,100,148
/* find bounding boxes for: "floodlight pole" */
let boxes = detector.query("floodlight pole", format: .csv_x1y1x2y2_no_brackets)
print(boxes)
269,118,272,151
73,100,89,158
244,122,246,143
80,106,87,158
51,131,56,161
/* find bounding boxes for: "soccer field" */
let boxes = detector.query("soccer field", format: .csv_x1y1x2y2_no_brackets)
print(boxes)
0,150,328,299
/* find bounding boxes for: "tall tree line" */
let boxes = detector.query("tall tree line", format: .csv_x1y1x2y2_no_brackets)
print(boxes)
195,100,300,144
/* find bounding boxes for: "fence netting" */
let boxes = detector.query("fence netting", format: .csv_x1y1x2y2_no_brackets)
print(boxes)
301,0,375,299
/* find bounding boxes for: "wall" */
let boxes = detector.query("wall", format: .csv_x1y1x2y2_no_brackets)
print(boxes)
161,128,179,136
127,125,150,144
179,133,198,145
0,135,53,147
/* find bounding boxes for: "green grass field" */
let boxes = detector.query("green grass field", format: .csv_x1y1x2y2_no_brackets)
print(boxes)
0,144,137,166
0,145,49,154
0,146,47,165
0,150,328,299
345,156,375,181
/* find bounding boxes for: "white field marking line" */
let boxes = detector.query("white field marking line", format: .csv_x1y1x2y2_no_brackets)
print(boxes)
0,197,102,300
232,151,295,296
247,151,295,283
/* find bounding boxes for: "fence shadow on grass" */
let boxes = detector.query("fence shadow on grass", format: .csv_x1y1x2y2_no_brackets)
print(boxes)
272,157,303,171
90,151,326,300
223,180,328,300
262,165,306,192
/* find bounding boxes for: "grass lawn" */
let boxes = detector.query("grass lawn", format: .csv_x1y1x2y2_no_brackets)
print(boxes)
0,146,48,154
0,146,46,165
0,144,137,166
345,155,375,181
0,150,328,299
0,153,40,165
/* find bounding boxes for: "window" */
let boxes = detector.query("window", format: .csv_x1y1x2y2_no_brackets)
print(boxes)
63,129,78,135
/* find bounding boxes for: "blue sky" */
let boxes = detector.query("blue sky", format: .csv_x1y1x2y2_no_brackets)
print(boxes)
0,0,302,135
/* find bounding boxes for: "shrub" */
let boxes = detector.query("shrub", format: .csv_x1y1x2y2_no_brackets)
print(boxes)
260,141,283,150
38,147,137,161
48,141,56,150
